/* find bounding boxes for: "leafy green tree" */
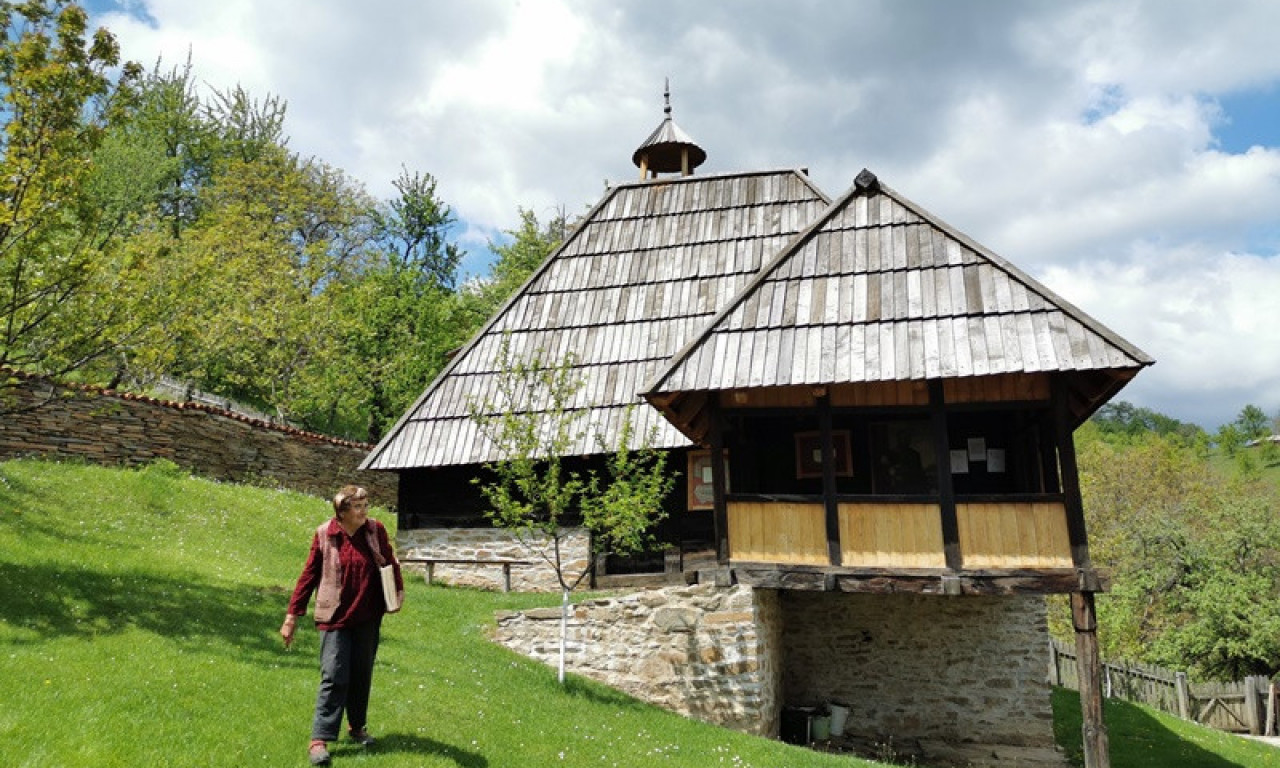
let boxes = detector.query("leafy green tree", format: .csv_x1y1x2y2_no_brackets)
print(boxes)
0,0,157,393
157,146,376,422
375,168,461,290
1072,425,1280,679
468,336,673,684
1235,404,1270,441
314,169,471,441
479,207,567,308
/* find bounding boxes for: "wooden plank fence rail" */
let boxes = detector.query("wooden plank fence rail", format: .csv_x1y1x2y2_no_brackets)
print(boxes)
1050,639,1275,735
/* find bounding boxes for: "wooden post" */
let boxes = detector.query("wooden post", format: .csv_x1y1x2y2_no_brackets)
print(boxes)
708,399,730,565
1053,378,1092,568
1266,681,1277,737
1246,676,1264,736
1072,591,1110,768
928,381,961,570
1049,640,1061,687
818,393,842,567
1175,672,1191,721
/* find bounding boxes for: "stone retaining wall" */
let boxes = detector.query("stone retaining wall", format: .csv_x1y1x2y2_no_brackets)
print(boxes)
398,527,590,593
493,584,780,734
781,592,1066,767
0,369,395,504
494,586,1066,767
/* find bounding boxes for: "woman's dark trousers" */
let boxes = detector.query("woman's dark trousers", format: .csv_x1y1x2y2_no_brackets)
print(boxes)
312,619,381,741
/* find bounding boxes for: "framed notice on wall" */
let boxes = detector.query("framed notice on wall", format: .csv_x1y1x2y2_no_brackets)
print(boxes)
686,450,728,510
794,430,853,479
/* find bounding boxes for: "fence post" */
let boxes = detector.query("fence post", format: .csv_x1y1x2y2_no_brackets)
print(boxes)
1049,640,1061,687
1175,672,1190,721
1246,676,1264,736
1266,681,1277,737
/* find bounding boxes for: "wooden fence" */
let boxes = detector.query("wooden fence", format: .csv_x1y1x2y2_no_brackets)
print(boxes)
1050,639,1278,735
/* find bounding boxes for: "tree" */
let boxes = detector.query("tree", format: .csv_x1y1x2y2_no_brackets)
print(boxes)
0,0,153,394
1069,425,1280,679
478,207,567,309
374,168,461,290
468,336,673,684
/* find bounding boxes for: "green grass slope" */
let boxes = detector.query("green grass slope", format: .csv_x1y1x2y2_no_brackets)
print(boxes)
2,458,1278,767
0,459,871,768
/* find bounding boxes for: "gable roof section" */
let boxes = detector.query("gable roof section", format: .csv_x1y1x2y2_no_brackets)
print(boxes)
646,170,1153,400
362,169,830,470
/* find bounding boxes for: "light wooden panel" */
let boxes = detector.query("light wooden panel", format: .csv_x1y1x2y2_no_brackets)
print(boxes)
957,502,1072,568
839,503,946,568
727,501,828,565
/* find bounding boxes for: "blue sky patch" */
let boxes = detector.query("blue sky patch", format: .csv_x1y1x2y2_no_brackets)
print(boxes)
1213,85,1280,153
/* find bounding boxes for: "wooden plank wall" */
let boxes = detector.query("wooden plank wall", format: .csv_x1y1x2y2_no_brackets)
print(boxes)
956,502,1072,568
944,373,1049,403
727,501,828,564
839,503,946,568
727,499,1072,569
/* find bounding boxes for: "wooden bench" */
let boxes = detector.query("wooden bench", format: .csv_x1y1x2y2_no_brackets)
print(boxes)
399,557,532,592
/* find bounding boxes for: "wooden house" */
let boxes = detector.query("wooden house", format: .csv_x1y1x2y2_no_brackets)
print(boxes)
364,95,1149,766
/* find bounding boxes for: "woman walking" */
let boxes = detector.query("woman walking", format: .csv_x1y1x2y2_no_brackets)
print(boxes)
281,485,403,766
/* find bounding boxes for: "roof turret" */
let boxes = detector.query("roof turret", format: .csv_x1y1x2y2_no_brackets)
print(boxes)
632,80,706,179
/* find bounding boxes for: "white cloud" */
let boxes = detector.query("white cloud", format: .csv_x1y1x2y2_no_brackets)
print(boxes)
86,0,1280,428
1044,245,1280,427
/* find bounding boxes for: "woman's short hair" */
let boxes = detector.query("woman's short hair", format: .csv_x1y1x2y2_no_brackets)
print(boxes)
333,485,369,517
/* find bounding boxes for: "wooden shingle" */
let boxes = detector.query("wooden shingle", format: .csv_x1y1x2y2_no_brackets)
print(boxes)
646,170,1153,398
362,169,830,470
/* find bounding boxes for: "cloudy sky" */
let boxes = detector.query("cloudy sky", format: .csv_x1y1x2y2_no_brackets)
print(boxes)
85,0,1280,430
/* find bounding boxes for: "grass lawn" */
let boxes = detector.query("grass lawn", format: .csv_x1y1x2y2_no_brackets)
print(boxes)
1053,688,1280,768
2,457,1279,767
0,459,872,768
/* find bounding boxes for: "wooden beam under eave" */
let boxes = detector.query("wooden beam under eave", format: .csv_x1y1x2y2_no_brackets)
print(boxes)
670,391,708,431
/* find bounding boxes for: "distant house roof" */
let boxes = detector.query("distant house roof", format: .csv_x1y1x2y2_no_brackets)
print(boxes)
646,170,1153,399
361,169,830,470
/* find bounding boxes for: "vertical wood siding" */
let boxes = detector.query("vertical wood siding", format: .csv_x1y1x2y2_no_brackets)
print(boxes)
956,501,1073,568
839,502,947,568
727,501,828,564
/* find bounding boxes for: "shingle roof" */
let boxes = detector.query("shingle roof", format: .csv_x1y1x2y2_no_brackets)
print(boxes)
645,170,1153,396
361,169,830,470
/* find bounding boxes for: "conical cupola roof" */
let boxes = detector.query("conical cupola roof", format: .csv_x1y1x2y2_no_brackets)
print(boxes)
632,81,706,178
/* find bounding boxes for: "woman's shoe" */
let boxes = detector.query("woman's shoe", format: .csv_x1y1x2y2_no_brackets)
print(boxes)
349,727,376,747
308,740,331,765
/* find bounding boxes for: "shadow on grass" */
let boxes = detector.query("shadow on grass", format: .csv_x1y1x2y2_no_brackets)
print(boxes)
562,675,653,711
333,733,486,766
0,559,303,665
1053,688,1252,768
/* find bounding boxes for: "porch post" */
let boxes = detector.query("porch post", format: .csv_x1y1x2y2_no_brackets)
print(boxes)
818,392,842,566
708,397,730,565
927,381,961,570
1072,591,1110,768
1052,376,1091,568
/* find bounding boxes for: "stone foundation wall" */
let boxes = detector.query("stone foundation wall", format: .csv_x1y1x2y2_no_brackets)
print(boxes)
493,584,781,734
398,527,590,593
781,592,1064,766
0,368,395,504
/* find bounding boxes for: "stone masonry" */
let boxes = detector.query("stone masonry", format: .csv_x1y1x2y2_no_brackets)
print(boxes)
493,584,782,735
781,591,1066,767
398,527,590,593
494,585,1066,768
0,368,395,504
